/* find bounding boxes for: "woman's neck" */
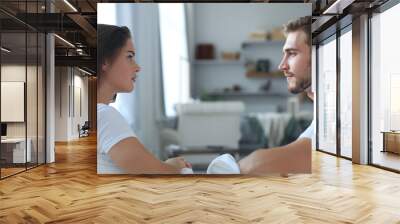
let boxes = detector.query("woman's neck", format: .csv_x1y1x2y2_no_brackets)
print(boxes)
97,81,115,105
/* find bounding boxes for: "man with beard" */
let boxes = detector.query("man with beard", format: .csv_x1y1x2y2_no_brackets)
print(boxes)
238,16,314,174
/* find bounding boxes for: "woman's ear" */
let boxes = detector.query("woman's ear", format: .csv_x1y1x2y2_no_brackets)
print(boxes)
102,61,109,74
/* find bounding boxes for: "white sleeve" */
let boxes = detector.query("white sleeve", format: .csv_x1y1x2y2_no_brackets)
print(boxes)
298,119,315,140
97,105,136,154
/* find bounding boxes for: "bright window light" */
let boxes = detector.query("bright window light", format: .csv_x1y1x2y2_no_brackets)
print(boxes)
97,3,117,25
317,37,337,154
159,3,191,117
339,29,352,158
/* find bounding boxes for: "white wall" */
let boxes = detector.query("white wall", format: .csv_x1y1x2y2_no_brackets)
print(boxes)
1,82,25,122
54,67,89,141
192,3,312,113
1,66,26,127
72,73,89,138
46,32,55,163
1,65,26,81
1,65,38,137
193,4,310,68
1,63,46,164
55,67,68,141
75,71,89,123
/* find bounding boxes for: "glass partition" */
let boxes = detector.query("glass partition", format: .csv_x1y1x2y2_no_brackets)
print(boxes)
0,1,46,179
159,4,191,117
1,31,28,177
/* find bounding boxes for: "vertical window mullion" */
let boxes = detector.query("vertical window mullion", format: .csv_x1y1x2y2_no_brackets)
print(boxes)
25,0,28,171
0,25,2,179
336,26,341,157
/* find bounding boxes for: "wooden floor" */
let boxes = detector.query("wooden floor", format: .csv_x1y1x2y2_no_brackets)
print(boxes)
0,135,400,223
1,167,26,178
1,163,45,178
372,150,400,171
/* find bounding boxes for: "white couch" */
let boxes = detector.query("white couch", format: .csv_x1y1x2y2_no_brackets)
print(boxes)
160,101,245,161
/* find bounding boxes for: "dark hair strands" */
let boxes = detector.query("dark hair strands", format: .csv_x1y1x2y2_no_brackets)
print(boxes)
97,24,132,77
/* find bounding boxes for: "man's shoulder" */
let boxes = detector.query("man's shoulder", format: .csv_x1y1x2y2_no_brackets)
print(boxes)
297,119,315,140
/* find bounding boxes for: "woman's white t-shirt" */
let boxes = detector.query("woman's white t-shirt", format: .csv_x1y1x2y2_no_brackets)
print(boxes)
97,103,136,174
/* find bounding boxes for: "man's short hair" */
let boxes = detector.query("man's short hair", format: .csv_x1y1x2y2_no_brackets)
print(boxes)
283,16,311,47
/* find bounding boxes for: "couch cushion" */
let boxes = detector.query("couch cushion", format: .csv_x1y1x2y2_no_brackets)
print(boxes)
176,102,245,115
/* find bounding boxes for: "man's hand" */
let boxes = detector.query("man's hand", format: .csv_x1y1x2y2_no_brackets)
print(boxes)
165,157,192,170
238,151,257,174
237,138,312,175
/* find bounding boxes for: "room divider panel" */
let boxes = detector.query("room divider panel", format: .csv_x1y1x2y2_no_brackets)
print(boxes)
0,0,47,179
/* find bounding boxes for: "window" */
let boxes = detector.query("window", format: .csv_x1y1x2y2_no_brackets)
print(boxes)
97,3,117,25
339,27,352,158
370,2,400,171
159,4,191,117
317,36,337,155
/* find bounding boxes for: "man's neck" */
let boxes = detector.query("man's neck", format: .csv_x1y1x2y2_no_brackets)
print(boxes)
305,87,314,101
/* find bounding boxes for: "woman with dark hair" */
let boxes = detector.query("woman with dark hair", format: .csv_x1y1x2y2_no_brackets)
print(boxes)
97,24,191,174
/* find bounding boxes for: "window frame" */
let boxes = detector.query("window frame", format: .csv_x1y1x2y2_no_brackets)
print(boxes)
314,16,353,161
367,0,400,173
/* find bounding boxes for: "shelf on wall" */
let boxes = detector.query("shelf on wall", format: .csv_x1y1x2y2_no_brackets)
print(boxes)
207,91,290,97
241,40,285,48
246,70,284,78
191,59,244,66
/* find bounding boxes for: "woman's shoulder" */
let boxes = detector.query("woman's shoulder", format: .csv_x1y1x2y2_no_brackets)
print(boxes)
97,103,111,110
97,103,118,113
97,103,123,119
97,103,133,133
97,103,137,154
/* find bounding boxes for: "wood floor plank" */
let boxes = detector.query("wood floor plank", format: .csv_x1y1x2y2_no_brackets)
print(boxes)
0,134,399,223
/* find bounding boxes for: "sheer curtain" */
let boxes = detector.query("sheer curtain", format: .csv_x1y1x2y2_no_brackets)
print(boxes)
159,4,191,117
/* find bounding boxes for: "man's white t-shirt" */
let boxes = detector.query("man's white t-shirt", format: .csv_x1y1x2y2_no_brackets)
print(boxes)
297,119,315,140
97,103,136,174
